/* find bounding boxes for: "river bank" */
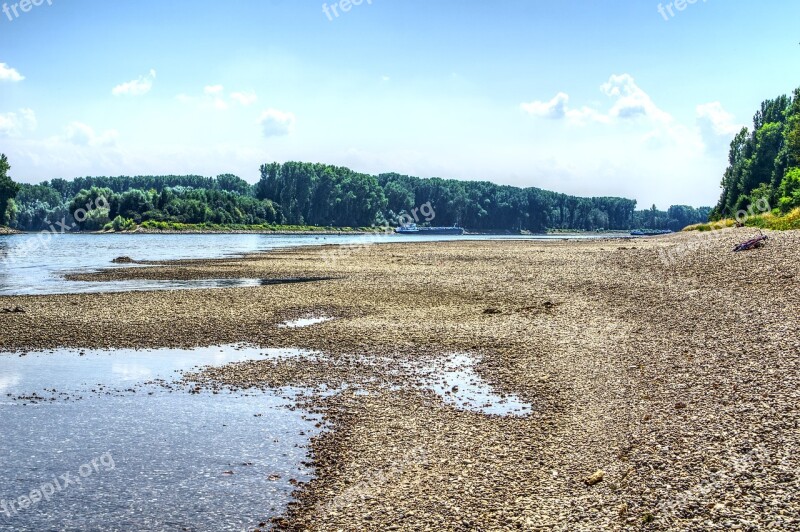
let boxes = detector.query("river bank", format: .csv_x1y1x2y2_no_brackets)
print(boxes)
130,224,376,235
1,230,798,529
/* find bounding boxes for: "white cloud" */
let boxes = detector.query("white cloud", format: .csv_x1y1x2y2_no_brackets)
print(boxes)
0,108,37,137
64,121,119,147
230,91,258,106
519,74,720,203
601,74,672,124
203,86,230,110
112,69,156,96
0,63,24,82
696,102,743,137
521,92,569,119
521,92,609,125
258,109,295,137
522,74,673,126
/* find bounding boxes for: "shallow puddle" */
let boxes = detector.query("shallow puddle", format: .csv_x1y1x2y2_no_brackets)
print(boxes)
0,345,321,531
278,316,334,329
418,354,532,417
59,276,333,295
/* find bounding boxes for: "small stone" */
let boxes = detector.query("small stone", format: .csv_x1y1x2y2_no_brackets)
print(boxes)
584,470,605,486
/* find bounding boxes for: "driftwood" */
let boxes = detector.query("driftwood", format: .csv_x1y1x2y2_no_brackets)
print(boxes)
733,233,768,252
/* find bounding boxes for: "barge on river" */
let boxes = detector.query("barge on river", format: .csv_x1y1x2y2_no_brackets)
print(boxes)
395,223,465,235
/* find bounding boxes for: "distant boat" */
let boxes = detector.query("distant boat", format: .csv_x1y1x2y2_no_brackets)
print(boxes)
395,223,465,235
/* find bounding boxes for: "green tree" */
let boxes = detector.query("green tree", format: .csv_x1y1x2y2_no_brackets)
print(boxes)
70,187,113,230
214,174,252,195
0,154,21,226
778,168,800,212
713,88,800,218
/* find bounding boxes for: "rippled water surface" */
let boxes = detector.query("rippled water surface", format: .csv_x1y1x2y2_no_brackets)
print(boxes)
0,232,618,295
0,345,321,531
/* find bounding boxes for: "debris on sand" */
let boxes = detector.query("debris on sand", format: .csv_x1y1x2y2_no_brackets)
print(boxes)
733,233,768,252
584,470,606,486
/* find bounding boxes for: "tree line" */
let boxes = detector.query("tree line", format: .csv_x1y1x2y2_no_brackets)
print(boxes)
712,86,800,219
256,162,709,232
1,156,709,232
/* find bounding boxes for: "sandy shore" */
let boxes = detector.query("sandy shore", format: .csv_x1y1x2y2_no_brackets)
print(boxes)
0,226,20,235
2,230,799,530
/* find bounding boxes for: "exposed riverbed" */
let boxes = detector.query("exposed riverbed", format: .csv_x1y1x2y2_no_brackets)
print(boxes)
0,232,620,295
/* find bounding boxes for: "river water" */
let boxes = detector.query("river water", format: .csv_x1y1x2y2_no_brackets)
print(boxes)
0,232,612,296
0,345,322,531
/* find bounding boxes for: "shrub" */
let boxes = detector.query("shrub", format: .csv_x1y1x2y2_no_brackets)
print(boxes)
110,216,137,232
744,207,800,230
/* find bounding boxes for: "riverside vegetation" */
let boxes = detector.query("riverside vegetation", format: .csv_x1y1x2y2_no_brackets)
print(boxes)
706,86,800,230
0,156,710,234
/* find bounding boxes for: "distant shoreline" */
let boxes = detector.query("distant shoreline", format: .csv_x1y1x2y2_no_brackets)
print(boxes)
0,229,634,237
129,227,375,235
1,226,641,237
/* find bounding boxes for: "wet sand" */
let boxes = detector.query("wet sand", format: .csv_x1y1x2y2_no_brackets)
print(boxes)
2,230,799,530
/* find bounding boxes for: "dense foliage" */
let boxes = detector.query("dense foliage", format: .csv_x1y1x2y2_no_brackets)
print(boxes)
3,158,709,232
10,176,280,231
257,162,709,232
713,87,800,218
256,162,387,227
0,154,20,226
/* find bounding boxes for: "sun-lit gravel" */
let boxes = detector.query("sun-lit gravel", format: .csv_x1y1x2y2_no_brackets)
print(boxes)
2,229,799,530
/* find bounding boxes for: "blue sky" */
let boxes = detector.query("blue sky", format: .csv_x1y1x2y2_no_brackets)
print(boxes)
1,0,799,208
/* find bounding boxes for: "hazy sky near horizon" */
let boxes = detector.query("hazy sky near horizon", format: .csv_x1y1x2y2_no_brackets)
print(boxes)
1,0,799,209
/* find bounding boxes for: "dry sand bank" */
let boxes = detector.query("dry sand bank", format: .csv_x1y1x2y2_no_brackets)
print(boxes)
2,230,799,530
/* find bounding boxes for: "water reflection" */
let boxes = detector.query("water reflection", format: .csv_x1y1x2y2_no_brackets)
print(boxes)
0,373,20,394
0,233,618,296
418,354,532,417
279,316,334,328
0,345,321,531
46,276,336,294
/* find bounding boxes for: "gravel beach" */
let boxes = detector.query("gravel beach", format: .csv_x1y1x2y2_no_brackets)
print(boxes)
2,230,798,530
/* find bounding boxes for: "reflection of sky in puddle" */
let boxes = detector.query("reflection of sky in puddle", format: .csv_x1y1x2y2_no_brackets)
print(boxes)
0,345,314,394
0,374,21,394
63,277,321,295
0,345,321,531
279,316,333,329
419,354,532,417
